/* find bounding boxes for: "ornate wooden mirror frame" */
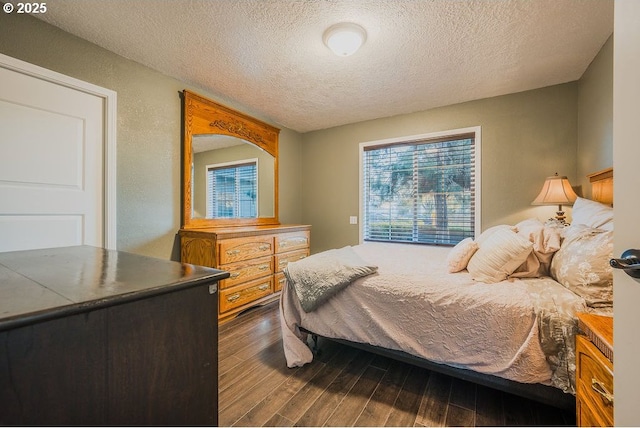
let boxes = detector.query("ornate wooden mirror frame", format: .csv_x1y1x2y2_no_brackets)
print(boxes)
182,90,280,229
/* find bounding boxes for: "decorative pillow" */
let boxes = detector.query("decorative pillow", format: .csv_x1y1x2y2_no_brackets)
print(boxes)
467,228,533,283
571,197,613,231
475,224,518,247
550,224,613,307
446,238,479,273
512,218,563,277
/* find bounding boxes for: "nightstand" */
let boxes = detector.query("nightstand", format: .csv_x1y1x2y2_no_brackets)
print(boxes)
576,313,613,427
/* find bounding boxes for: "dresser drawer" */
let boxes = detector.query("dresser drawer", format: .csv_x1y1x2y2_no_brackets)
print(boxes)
219,255,273,290
274,271,287,292
219,277,273,314
576,335,613,426
275,248,309,272
218,236,274,264
275,231,310,254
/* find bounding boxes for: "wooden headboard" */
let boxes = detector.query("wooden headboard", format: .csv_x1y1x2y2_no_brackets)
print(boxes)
587,167,613,205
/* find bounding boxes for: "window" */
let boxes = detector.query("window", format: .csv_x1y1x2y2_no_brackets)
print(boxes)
206,160,258,218
361,128,480,245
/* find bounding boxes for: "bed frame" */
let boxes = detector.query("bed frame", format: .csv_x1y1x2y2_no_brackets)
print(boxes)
303,329,575,409
303,168,613,411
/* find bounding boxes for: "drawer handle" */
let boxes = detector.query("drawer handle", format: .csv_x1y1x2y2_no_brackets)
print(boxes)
226,293,241,303
280,255,305,267
258,264,269,271
591,378,614,405
259,244,270,251
258,284,269,291
229,272,241,279
279,278,285,284
226,249,241,256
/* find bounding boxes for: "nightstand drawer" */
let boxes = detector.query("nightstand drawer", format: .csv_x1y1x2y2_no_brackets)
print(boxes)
576,335,613,426
218,236,274,264
219,255,273,289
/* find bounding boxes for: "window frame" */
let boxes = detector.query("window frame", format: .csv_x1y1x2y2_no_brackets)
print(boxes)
205,158,259,219
358,126,481,245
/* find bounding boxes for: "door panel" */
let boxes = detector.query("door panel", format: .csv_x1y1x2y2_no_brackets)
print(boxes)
613,2,640,425
0,216,83,251
0,64,104,251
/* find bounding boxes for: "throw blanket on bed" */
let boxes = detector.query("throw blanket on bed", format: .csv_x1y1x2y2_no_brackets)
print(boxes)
284,246,378,312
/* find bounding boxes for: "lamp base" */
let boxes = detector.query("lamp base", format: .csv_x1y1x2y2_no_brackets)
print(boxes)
555,210,567,224
544,206,570,227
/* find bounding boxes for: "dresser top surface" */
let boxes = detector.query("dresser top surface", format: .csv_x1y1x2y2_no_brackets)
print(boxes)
0,245,228,331
179,224,311,239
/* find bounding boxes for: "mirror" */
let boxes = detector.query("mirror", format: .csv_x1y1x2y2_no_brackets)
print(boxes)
191,134,275,218
182,90,280,229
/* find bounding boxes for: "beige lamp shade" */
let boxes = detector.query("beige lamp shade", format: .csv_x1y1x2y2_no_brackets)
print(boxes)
532,174,578,205
532,173,578,223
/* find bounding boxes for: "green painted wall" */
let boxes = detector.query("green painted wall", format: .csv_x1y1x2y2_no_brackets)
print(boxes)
577,35,614,197
300,31,613,255
301,84,579,253
0,11,304,260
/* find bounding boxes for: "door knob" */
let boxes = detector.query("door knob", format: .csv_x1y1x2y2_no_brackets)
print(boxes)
610,249,640,278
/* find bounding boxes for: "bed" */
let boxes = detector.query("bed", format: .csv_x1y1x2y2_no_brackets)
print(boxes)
279,170,614,409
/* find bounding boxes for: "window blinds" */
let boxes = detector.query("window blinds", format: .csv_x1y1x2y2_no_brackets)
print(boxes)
363,134,475,245
207,162,257,218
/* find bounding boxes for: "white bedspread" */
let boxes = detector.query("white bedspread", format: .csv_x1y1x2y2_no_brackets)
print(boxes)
280,242,603,393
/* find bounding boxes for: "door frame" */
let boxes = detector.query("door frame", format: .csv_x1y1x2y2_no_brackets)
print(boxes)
0,53,117,249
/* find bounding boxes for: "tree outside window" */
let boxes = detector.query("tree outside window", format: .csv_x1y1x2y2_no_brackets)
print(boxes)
363,133,476,245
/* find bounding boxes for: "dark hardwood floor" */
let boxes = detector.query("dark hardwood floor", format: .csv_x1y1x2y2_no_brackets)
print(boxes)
218,301,576,427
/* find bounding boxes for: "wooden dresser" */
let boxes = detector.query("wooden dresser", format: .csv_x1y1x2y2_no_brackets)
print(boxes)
0,245,228,426
576,313,614,427
179,224,310,322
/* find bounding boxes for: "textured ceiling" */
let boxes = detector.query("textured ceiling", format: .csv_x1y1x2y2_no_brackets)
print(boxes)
34,0,613,133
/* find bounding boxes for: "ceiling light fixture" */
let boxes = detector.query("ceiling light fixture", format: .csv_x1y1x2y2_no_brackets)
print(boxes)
323,22,367,57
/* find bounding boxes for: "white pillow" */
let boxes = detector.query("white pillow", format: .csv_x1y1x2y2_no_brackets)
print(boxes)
475,224,518,247
571,197,613,231
446,238,479,273
467,228,533,283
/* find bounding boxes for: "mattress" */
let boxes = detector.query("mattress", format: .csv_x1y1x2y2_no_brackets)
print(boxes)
280,242,604,394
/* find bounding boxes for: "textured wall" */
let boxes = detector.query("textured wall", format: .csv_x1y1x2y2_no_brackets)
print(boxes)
0,12,304,260
301,84,579,253
577,35,614,197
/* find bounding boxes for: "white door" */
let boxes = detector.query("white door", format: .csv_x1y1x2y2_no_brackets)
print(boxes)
0,54,117,252
613,1,640,425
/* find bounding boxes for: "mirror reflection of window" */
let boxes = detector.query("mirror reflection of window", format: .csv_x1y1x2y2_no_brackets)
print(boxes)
206,159,258,218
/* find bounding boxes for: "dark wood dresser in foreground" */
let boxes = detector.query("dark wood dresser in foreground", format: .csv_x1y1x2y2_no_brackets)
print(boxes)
576,312,614,427
0,245,229,426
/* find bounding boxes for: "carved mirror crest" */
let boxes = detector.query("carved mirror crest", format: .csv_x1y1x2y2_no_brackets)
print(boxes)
182,90,280,229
